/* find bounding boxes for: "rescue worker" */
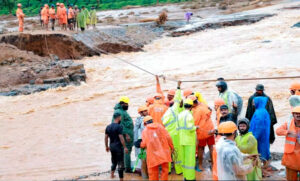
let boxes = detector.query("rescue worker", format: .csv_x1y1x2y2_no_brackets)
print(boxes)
189,95,215,171
133,105,148,176
178,98,198,180
73,5,80,30
235,118,262,180
90,6,97,29
246,84,277,144
77,8,86,31
162,81,183,174
56,3,61,26
216,121,254,180
216,80,242,115
39,6,44,27
67,5,75,30
214,98,225,126
185,12,193,23
16,3,25,32
105,112,128,181
140,116,174,180
148,93,168,125
219,104,238,125
249,97,271,177
276,106,300,181
59,3,67,30
82,6,90,29
290,82,300,95
112,96,134,173
41,4,50,31
156,75,175,106
49,5,56,31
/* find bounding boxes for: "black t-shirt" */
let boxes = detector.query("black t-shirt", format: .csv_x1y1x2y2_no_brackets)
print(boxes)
105,123,123,153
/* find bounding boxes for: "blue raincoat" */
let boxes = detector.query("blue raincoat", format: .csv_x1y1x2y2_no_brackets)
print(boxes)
249,97,271,161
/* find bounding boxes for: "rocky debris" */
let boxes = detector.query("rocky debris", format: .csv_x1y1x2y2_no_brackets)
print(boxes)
170,13,275,37
0,33,100,60
0,43,86,96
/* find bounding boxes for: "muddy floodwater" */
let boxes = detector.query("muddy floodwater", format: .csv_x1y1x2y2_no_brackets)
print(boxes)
1,2,300,180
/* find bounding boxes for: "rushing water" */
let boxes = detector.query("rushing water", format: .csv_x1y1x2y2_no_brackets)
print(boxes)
0,2,300,180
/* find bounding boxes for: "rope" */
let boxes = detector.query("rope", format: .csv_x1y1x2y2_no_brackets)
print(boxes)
44,34,53,61
94,45,300,83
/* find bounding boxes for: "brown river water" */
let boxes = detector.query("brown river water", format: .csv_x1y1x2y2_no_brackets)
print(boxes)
0,2,300,180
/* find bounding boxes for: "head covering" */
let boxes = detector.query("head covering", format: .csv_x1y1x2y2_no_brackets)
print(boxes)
167,89,176,96
187,95,197,101
289,95,300,108
238,118,249,135
220,104,228,110
138,105,148,113
113,112,121,119
17,3,22,7
183,89,193,97
218,121,237,134
290,82,300,90
216,81,227,93
256,84,264,91
215,98,225,106
119,96,130,104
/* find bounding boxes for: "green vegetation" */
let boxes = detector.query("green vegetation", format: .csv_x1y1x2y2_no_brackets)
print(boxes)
0,0,192,16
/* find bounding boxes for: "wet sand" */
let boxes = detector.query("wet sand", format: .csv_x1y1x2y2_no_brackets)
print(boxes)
0,1,300,180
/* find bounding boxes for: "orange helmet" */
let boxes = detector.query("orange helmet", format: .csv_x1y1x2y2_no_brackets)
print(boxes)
154,93,163,99
143,115,153,123
292,106,300,113
146,97,154,104
289,82,300,90
187,95,197,101
138,105,148,113
214,98,225,106
218,121,237,134
56,2,60,5
183,89,193,97
167,89,176,96
17,3,22,7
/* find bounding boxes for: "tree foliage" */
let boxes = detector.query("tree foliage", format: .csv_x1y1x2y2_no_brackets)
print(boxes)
0,0,191,16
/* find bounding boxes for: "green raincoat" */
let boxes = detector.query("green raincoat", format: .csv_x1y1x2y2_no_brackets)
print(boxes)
83,9,90,25
90,9,97,25
235,132,262,180
77,11,86,28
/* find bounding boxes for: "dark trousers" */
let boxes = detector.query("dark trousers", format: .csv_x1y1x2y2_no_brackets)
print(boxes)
50,19,55,31
111,151,124,178
80,27,85,31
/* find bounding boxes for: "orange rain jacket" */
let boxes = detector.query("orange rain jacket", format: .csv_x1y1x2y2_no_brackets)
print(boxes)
140,123,174,168
49,8,56,19
41,7,49,24
276,118,300,170
148,100,168,125
16,8,25,32
192,104,214,140
59,5,67,24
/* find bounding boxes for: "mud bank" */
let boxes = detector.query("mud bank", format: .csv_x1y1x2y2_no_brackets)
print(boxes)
171,13,275,36
0,43,86,96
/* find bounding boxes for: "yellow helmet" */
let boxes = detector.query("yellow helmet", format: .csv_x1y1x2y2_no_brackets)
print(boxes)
184,99,194,106
119,96,130,104
218,121,237,134
292,106,300,113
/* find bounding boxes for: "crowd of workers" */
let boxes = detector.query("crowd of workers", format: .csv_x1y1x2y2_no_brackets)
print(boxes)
105,77,300,181
16,3,97,32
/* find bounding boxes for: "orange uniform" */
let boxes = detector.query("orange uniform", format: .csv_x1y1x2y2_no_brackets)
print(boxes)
140,123,174,180
276,118,300,180
16,8,25,32
41,7,49,24
49,8,56,19
212,135,222,181
193,104,214,140
59,5,67,24
68,8,74,19
148,100,168,125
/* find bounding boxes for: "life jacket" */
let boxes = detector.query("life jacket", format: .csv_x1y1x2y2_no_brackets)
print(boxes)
284,118,297,153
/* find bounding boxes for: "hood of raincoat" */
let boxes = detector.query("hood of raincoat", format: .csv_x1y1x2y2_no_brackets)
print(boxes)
254,97,267,109
289,95,300,108
114,103,123,110
238,118,249,135
216,81,228,93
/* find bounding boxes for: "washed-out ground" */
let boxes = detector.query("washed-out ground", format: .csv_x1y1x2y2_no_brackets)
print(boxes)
0,0,300,180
